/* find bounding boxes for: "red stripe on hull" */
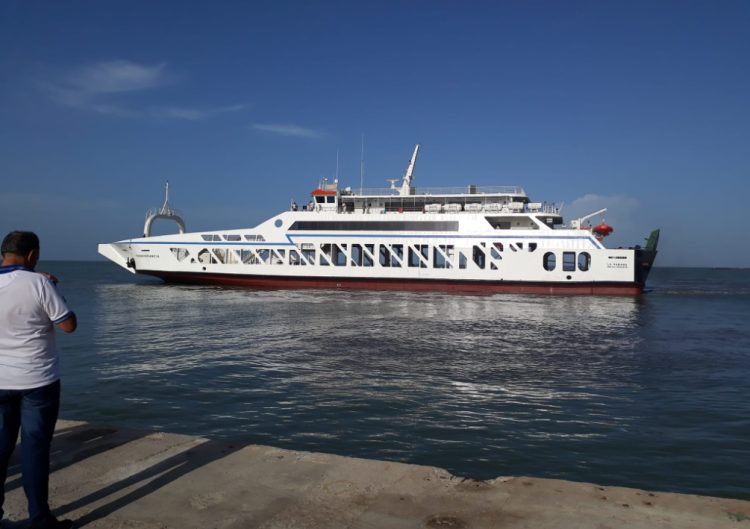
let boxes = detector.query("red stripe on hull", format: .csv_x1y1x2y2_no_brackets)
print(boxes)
140,271,644,296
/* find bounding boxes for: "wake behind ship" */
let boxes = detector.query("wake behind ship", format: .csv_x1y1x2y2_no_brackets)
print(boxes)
99,145,659,295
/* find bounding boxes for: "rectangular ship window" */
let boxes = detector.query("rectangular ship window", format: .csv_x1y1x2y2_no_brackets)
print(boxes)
334,244,347,266
391,244,404,268
563,251,576,271
363,244,374,267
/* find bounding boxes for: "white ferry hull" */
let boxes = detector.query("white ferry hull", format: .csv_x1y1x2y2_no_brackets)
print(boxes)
99,147,659,296
98,220,658,296
132,270,650,295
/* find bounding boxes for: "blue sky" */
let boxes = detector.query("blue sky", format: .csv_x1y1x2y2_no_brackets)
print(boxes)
1,1,748,266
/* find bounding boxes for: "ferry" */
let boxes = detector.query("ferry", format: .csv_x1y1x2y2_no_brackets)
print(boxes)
98,145,659,295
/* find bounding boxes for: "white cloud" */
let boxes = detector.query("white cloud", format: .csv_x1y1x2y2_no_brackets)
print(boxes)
86,102,140,118
45,60,169,116
65,60,170,94
153,104,247,121
44,61,245,121
252,123,324,139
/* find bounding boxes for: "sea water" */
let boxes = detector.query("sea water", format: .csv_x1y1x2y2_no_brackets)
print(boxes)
43,262,750,499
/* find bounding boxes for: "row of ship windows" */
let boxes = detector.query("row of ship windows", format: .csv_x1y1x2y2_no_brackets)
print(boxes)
170,243,594,272
200,234,266,242
544,251,591,272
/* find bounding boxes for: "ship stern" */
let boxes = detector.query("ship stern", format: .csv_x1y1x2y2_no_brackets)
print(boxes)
634,229,660,288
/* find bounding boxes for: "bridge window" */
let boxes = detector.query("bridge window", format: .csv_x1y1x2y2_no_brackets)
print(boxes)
543,252,556,271
223,234,241,241
289,220,458,231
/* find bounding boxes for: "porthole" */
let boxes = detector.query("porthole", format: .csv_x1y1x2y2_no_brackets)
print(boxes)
274,219,283,228
578,252,591,271
543,252,556,271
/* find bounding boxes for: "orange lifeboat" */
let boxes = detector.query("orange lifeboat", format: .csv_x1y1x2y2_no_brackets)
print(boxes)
592,222,614,240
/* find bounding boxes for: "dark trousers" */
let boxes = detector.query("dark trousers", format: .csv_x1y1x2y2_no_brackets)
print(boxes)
0,380,60,525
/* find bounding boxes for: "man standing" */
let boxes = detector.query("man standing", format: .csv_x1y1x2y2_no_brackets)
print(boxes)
0,231,76,529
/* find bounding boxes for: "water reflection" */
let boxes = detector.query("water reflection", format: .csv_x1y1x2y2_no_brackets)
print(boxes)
87,283,645,453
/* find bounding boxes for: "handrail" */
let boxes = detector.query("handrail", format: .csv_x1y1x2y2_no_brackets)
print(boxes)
300,203,561,215
146,207,184,218
345,185,527,197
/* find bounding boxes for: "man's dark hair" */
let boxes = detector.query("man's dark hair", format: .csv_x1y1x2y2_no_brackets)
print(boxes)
1,231,40,256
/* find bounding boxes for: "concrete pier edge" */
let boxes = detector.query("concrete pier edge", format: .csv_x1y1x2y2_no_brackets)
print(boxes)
3,420,749,528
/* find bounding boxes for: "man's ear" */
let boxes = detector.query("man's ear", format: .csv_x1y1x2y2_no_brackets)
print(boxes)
27,248,39,268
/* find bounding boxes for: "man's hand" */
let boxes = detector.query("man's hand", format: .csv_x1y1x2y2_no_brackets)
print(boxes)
39,272,59,285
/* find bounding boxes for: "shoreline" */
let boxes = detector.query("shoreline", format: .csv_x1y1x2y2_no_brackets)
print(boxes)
3,420,748,528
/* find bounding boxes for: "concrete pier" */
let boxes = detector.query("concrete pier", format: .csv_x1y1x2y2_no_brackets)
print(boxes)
3,420,749,528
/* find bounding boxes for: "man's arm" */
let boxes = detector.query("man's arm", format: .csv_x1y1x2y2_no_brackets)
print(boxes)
56,313,77,333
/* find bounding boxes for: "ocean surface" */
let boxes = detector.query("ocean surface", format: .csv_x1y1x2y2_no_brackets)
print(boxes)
43,262,750,500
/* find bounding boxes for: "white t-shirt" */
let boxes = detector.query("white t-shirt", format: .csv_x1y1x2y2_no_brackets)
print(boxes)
0,266,73,389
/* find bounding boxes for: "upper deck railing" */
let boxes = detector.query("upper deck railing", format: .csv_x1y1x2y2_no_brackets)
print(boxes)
348,185,527,197
145,206,184,219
